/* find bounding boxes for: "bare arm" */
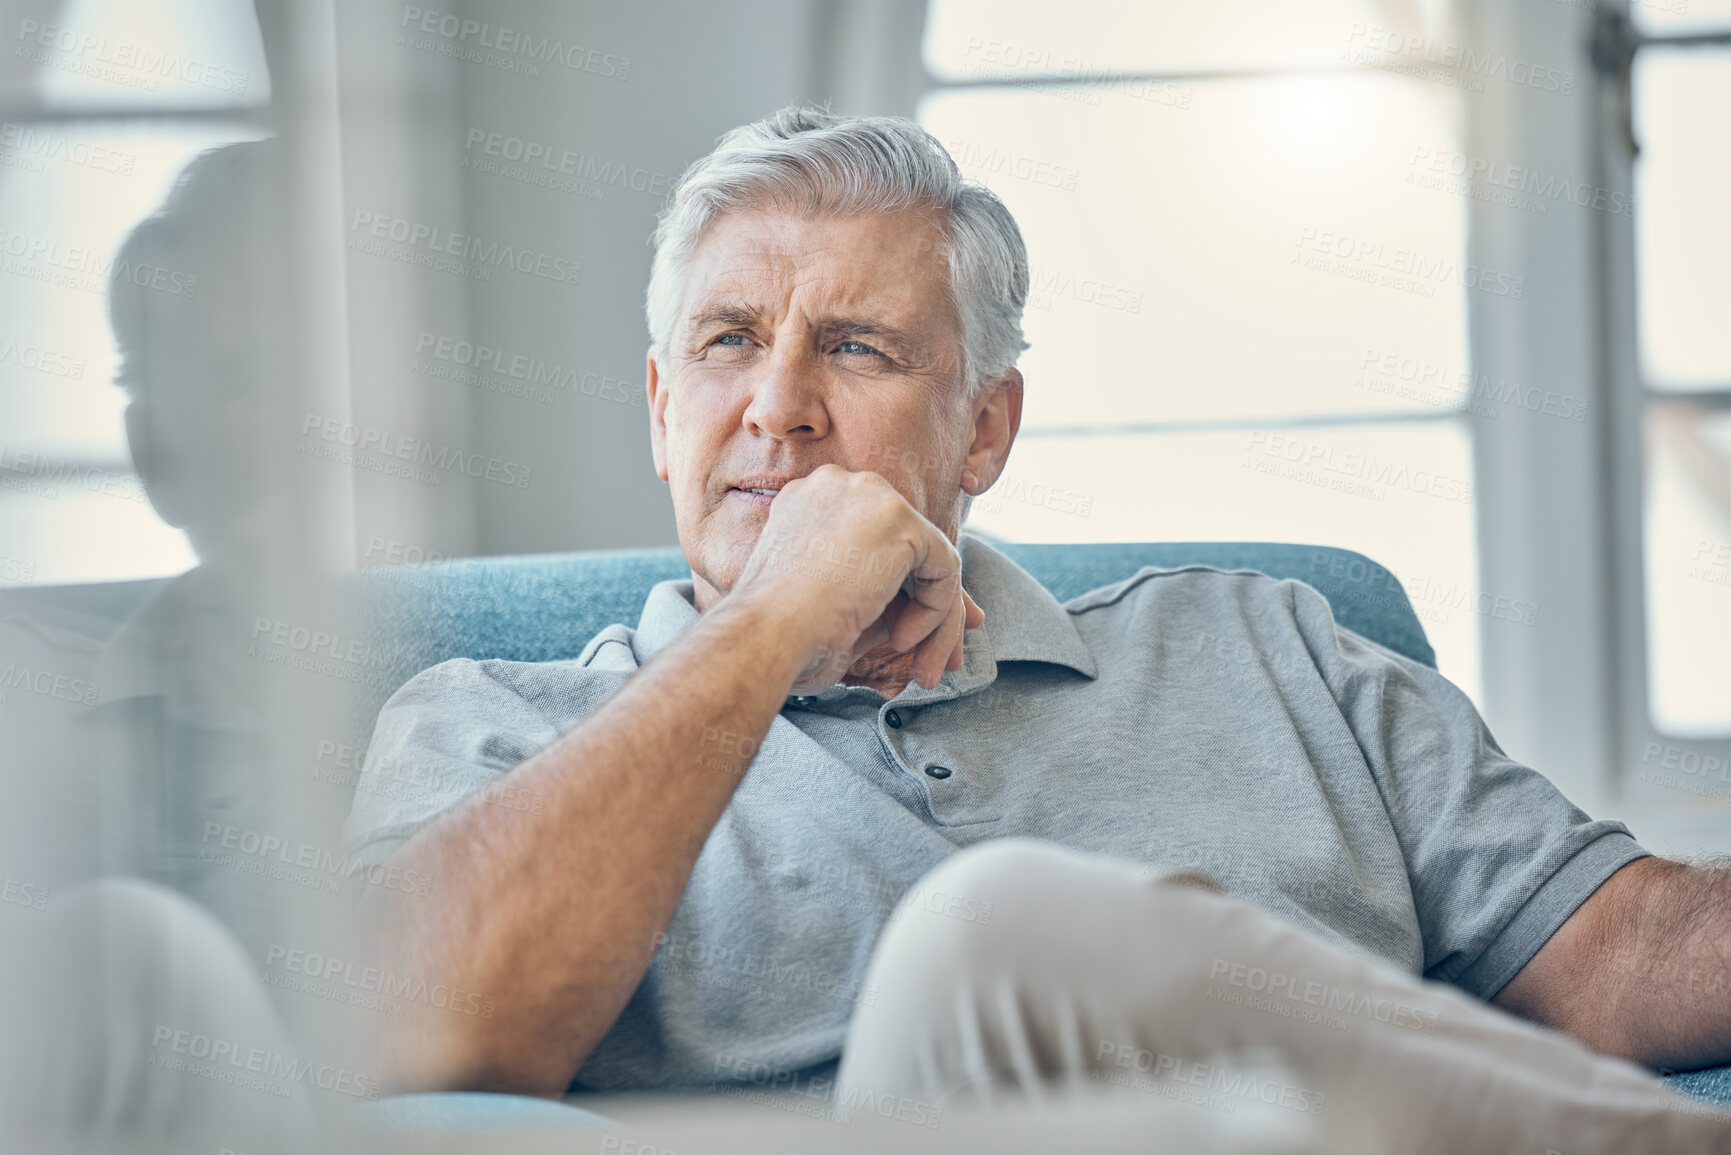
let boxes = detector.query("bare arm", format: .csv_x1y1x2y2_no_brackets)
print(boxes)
356,466,980,1096
1493,855,1731,1070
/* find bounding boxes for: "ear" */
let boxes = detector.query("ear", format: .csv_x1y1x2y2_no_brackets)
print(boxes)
960,368,1023,495
647,349,671,482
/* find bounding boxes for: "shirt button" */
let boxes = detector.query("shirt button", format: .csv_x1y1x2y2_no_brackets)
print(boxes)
924,765,952,780
885,709,903,729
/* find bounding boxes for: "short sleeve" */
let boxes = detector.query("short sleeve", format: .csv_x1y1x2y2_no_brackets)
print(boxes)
1288,583,1651,1000
340,647,632,869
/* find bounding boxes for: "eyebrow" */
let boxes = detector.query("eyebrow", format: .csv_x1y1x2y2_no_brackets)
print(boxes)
687,301,766,332
823,320,921,350
686,302,925,355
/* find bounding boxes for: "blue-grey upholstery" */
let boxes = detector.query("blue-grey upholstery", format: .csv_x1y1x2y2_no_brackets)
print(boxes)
348,541,1437,712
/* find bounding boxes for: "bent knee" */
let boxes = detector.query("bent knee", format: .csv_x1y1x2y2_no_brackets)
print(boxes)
908,838,1068,910
898,837,1217,925
875,839,1220,981
47,877,243,959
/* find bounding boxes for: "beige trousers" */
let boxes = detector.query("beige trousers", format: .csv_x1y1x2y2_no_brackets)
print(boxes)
836,839,1729,1155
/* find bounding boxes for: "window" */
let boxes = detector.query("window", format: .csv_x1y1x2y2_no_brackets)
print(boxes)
921,0,1486,703
0,0,270,584
1630,42,1731,735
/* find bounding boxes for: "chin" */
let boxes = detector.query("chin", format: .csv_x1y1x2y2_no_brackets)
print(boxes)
687,529,758,600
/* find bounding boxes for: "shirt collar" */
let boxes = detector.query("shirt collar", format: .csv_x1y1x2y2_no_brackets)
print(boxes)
629,535,1098,694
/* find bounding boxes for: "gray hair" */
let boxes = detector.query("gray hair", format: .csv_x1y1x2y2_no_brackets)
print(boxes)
646,104,1029,400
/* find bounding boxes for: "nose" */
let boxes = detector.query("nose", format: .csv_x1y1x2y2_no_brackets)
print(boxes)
741,345,829,442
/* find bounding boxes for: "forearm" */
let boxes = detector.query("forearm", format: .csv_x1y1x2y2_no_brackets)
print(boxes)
357,595,806,1095
1497,856,1731,1070
1600,857,1731,1069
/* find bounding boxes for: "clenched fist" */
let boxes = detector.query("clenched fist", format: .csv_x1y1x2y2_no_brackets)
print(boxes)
728,465,984,695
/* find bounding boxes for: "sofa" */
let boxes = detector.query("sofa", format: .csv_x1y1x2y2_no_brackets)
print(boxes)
6,540,1726,1134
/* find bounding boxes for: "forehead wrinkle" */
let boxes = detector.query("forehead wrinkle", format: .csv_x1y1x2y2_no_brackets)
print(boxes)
693,268,929,336
681,211,958,366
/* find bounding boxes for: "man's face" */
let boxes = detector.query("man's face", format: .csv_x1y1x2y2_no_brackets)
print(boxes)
649,206,982,608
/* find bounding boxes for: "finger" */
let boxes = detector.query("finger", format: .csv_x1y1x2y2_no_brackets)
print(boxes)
946,585,971,671
888,579,954,655
849,609,895,667
912,581,967,689
945,587,982,672
887,540,963,654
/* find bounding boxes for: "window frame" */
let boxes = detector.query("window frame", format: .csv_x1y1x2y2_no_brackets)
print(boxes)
1592,7,1731,795
912,0,1731,826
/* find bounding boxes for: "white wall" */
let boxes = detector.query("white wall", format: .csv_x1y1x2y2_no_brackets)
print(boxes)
334,0,929,564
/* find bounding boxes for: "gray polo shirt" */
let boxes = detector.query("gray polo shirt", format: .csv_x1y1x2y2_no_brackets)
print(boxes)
343,536,1647,1092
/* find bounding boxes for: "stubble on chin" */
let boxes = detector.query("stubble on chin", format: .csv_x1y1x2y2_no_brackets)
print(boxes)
686,518,761,613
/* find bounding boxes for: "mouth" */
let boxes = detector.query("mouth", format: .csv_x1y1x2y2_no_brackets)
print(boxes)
725,476,797,506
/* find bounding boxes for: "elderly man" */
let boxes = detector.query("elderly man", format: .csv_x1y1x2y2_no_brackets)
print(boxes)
346,106,1728,1150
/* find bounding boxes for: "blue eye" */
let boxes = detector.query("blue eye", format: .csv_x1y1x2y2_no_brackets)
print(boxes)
714,333,748,346
837,340,878,356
